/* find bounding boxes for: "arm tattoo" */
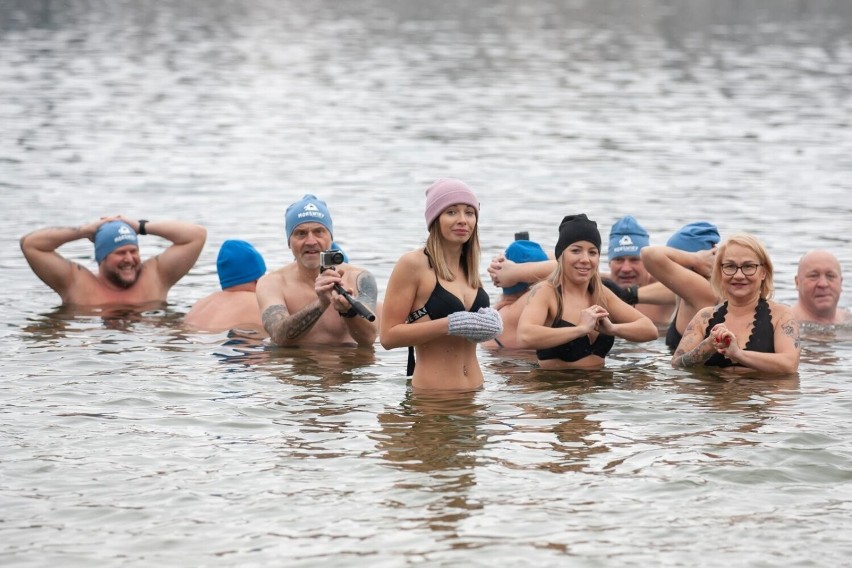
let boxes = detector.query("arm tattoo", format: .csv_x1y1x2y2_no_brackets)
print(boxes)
262,303,324,344
354,271,378,310
673,309,714,367
782,318,801,349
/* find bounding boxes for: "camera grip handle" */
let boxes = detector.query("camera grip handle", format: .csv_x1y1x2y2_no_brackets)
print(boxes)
333,283,376,322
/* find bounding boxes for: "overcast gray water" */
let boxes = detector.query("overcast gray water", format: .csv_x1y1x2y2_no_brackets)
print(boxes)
3,1,852,566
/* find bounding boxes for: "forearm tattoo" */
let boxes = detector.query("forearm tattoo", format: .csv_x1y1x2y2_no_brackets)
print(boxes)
262,303,324,344
672,310,714,367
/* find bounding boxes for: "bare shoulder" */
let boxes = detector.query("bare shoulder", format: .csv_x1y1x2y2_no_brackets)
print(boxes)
396,249,428,270
767,300,794,320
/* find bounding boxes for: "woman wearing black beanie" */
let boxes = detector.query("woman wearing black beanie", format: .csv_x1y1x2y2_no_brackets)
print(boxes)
517,214,658,370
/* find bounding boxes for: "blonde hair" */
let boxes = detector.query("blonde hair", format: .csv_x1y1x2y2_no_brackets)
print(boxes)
424,217,483,289
711,233,774,300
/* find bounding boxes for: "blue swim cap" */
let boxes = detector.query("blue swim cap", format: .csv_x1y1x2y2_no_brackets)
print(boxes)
217,240,267,289
608,215,650,260
667,221,721,252
285,194,333,243
94,221,138,263
503,240,549,295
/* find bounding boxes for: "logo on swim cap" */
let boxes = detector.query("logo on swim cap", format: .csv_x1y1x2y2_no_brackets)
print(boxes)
619,236,634,247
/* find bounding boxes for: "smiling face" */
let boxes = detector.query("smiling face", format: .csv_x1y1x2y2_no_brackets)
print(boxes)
718,243,765,301
560,240,600,284
438,203,477,244
289,222,333,270
608,255,649,287
100,244,142,289
796,250,843,318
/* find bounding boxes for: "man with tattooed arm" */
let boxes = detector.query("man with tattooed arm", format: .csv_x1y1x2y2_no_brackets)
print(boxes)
256,194,379,347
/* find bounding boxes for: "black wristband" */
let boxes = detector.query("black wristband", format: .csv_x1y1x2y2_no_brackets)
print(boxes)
138,219,148,235
339,306,358,319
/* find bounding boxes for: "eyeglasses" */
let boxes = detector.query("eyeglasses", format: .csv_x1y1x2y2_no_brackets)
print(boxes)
721,262,762,276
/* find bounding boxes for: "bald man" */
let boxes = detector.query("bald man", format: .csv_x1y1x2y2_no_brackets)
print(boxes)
791,250,851,324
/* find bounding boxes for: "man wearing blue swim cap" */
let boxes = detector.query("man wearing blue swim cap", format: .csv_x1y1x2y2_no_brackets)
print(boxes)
185,239,268,333
21,215,207,307
256,194,379,347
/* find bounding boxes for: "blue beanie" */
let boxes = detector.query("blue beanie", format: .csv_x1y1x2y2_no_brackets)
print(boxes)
94,221,138,263
608,215,650,260
285,194,333,243
666,222,721,252
217,240,266,289
502,240,549,295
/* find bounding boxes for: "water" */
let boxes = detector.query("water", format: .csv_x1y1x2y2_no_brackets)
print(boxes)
3,0,852,565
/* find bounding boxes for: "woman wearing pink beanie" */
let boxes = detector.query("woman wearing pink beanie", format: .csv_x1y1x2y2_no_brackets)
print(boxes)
380,178,502,391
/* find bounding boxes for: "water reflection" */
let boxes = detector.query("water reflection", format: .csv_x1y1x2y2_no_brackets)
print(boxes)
373,390,486,535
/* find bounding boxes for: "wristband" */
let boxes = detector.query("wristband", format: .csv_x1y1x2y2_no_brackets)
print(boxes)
138,219,148,235
338,306,358,319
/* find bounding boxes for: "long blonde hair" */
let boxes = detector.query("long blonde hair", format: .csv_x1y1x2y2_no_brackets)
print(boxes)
711,233,775,300
425,218,483,289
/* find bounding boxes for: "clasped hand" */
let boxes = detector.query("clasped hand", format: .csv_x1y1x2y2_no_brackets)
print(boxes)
448,307,504,343
315,267,351,312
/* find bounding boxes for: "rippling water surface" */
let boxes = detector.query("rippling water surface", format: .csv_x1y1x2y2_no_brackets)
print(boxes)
3,1,852,566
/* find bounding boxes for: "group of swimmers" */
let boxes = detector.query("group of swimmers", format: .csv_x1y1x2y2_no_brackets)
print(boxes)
19,179,850,391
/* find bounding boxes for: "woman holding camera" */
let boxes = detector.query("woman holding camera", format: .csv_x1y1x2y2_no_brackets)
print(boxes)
380,178,502,391
672,234,800,373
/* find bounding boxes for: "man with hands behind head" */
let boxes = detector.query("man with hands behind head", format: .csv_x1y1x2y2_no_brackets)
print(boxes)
20,215,206,308
256,194,379,347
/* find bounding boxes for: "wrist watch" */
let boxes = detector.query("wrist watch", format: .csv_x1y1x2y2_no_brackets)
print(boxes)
138,219,148,235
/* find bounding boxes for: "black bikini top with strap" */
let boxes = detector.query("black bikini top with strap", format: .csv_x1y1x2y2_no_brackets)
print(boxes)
703,298,774,368
535,318,615,362
534,285,615,363
405,250,490,376
407,279,490,323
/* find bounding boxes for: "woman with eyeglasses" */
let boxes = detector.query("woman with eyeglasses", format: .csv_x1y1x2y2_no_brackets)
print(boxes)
672,234,801,373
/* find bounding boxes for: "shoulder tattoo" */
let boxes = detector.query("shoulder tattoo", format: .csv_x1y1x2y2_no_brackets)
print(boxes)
355,271,378,309
782,317,801,349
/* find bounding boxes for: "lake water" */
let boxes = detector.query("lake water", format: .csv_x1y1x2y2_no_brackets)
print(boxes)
3,0,852,566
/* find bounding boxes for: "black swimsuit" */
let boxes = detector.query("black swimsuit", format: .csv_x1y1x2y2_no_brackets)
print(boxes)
665,307,682,351
405,252,490,376
536,318,615,362
703,298,775,367
534,285,615,363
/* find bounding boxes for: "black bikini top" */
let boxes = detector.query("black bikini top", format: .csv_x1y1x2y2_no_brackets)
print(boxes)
665,307,682,351
536,318,615,362
406,250,490,375
407,250,489,323
534,285,615,363
703,298,774,368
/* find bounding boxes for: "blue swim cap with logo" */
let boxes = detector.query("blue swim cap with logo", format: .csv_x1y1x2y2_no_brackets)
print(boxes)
608,216,650,260
94,221,139,263
285,194,334,243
